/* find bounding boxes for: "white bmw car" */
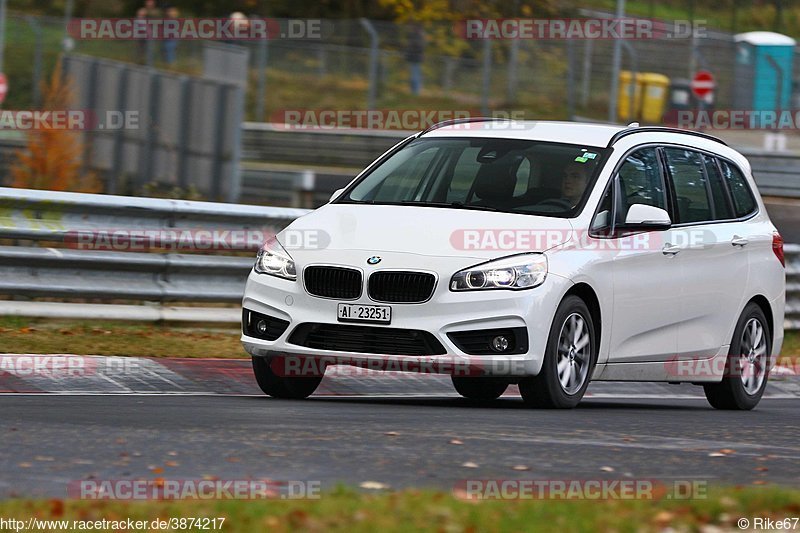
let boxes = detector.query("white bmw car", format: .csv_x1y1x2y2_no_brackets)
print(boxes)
241,120,785,410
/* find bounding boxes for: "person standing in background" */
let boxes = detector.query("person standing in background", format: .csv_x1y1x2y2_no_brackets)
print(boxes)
406,24,425,95
134,7,149,64
162,5,179,65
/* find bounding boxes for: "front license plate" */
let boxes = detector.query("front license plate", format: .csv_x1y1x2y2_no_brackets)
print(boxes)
337,303,392,324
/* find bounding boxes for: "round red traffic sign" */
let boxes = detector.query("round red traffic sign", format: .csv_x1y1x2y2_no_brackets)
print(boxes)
0,73,7,104
691,70,715,98
0,73,7,105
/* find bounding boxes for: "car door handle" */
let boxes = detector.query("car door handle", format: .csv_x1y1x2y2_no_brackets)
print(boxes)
662,243,681,256
731,235,749,247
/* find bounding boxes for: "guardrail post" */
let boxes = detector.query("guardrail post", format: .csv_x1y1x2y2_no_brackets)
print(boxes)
254,36,268,123
506,39,519,103
481,39,492,116
25,16,43,107
110,65,129,195
176,76,191,191
294,169,316,209
359,18,379,110
581,39,593,109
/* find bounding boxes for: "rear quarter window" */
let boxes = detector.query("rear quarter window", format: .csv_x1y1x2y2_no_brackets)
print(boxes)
719,160,757,217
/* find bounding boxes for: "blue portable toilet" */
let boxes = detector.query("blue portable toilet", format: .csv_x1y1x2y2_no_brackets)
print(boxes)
734,31,796,112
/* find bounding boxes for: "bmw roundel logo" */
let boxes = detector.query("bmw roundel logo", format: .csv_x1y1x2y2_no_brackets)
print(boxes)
367,256,382,265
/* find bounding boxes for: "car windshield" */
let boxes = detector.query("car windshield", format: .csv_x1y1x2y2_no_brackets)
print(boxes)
338,137,608,216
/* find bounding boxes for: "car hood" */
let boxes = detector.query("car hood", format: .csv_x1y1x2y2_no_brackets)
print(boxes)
280,204,575,260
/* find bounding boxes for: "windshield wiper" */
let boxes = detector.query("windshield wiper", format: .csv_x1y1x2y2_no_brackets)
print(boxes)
400,200,498,212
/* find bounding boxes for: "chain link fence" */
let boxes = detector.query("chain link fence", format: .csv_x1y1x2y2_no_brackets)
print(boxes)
6,14,790,124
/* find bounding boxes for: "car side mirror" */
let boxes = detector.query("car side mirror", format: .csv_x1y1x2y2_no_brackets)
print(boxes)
622,204,672,230
329,188,344,203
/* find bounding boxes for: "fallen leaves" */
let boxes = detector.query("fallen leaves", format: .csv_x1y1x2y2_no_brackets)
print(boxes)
359,481,389,490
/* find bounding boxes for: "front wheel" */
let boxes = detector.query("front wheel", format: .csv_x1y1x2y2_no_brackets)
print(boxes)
451,376,508,400
703,303,771,410
519,295,596,408
252,356,322,399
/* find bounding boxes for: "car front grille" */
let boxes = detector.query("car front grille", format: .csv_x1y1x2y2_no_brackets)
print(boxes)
304,266,362,299
288,323,447,355
368,271,436,303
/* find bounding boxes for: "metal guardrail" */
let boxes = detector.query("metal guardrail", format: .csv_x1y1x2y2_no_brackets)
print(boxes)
0,186,797,330
3,126,800,203
739,151,800,198
241,122,406,169
0,188,310,306
240,124,800,199
0,187,310,245
787,244,800,330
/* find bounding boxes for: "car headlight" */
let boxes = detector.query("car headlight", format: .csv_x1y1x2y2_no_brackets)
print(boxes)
254,238,297,280
450,254,547,291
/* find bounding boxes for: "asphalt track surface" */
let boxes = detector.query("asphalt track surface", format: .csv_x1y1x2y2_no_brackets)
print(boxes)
2,393,799,498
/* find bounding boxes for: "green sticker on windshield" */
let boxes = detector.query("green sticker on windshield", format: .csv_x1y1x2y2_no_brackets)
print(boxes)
574,156,588,162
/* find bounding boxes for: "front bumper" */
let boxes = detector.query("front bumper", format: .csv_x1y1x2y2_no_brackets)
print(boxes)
240,257,571,377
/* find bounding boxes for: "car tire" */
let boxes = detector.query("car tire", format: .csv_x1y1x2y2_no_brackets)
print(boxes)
703,303,771,411
519,295,596,409
451,376,508,400
252,356,322,399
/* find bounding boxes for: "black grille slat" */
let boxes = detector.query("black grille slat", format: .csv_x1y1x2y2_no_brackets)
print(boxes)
304,266,362,299
368,271,435,303
288,323,447,355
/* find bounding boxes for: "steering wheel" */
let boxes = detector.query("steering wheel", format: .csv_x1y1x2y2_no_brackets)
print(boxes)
533,198,573,210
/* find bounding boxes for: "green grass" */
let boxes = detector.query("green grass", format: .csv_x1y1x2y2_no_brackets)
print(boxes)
0,316,247,358
0,486,799,532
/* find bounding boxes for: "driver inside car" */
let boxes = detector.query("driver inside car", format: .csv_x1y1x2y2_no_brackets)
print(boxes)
561,162,592,207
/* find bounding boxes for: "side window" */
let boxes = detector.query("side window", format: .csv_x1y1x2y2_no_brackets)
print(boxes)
663,148,713,224
616,147,667,222
590,147,666,234
590,184,613,235
702,155,735,220
720,160,757,217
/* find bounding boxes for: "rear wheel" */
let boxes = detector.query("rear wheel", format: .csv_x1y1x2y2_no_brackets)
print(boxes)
252,356,322,399
519,295,596,409
703,303,770,410
451,376,508,400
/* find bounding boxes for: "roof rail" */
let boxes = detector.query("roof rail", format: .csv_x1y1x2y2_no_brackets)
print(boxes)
418,117,510,136
607,126,727,147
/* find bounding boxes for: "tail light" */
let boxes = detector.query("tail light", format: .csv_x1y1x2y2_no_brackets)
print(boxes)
772,231,785,267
